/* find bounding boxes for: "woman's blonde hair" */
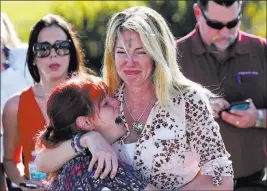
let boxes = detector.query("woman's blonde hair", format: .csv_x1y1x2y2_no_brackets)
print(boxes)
1,13,21,48
102,6,212,106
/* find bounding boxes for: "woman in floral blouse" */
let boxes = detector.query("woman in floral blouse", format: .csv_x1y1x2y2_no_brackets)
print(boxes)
36,6,234,190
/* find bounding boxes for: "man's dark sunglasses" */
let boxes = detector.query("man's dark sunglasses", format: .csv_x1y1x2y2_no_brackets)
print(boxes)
33,40,72,58
200,8,242,30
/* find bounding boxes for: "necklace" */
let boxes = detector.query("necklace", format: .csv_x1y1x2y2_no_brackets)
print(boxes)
124,92,155,134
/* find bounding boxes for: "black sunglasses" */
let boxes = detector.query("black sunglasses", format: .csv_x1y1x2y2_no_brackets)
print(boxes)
200,8,242,30
33,40,72,58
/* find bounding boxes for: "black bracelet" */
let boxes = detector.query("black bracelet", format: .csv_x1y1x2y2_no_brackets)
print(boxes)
71,133,86,154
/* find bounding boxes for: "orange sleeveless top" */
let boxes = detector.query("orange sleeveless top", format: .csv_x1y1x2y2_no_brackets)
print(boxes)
12,87,46,178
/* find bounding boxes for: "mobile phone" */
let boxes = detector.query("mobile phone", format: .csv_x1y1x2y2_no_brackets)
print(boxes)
227,101,250,112
19,182,38,189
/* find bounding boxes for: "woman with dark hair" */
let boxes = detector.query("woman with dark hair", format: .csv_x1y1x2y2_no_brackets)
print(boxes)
2,13,88,190
35,74,149,191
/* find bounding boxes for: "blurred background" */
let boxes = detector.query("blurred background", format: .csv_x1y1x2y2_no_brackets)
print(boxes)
1,0,266,74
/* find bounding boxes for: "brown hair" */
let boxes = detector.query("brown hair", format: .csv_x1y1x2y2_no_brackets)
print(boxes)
35,74,106,181
36,74,106,150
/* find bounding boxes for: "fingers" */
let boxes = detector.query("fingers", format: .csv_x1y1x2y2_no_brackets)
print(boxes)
211,98,230,118
27,180,43,187
216,98,231,110
247,98,253,104
100,154,112,179
212,106,221,119
93,155,104,178
247,98,256,109
220,98,258,128
88,154,98,172
89,152,118,179
221,111,242,127
110,154,118,179
229,109,246,116
85,133,118,179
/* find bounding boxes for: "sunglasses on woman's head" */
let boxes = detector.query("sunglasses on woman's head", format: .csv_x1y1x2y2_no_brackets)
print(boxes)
200,8,242,30
33,40,72,58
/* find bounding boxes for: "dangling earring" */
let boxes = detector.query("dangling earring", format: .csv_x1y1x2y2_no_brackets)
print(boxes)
33,63,36,66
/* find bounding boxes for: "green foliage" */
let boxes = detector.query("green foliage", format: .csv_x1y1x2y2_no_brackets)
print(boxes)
242,1,266,37
1,1,55,42
147,1,196,38
1,0,266,73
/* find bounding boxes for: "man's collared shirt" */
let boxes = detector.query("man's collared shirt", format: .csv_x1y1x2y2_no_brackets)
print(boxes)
177,24,267,178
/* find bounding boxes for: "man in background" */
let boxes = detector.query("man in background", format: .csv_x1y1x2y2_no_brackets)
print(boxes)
177,0,266,190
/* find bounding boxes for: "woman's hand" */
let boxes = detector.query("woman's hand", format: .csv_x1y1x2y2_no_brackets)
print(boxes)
80,131,118,179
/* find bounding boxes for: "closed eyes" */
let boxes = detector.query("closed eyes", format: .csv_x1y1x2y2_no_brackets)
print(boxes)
116,51,146,54
136,51,146,55
116,51,126,54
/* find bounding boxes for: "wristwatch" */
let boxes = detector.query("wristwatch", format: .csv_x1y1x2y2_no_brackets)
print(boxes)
255,110,263,128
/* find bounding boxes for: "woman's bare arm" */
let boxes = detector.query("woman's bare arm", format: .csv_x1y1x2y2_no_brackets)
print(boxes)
2,95,27,185
35,139,77,172
35,131,118,179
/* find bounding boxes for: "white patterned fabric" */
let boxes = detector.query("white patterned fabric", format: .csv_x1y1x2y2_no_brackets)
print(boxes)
113,142,136,166
112,83,233,190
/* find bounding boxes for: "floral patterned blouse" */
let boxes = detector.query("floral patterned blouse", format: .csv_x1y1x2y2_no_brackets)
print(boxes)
113,84,234,190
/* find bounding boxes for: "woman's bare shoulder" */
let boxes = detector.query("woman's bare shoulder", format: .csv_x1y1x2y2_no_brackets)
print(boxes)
2,93,21,118
3,86,33,114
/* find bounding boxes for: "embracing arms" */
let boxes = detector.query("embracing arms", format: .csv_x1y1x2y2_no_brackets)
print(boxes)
35,131,118,179
35,139,77,172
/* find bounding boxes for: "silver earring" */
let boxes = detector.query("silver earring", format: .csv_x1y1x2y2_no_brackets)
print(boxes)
33,63,36,66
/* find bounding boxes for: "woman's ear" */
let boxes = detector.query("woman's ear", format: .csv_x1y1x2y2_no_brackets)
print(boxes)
76,116,93,131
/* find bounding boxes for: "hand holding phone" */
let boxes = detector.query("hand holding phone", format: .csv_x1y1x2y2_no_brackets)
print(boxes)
220,98,260,128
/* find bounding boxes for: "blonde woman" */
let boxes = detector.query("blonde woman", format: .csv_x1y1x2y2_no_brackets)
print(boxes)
1,13,22,48
1,13,32,111
35,6,234,190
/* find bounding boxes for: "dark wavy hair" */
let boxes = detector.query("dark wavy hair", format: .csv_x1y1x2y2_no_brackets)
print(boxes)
26,14,89,83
